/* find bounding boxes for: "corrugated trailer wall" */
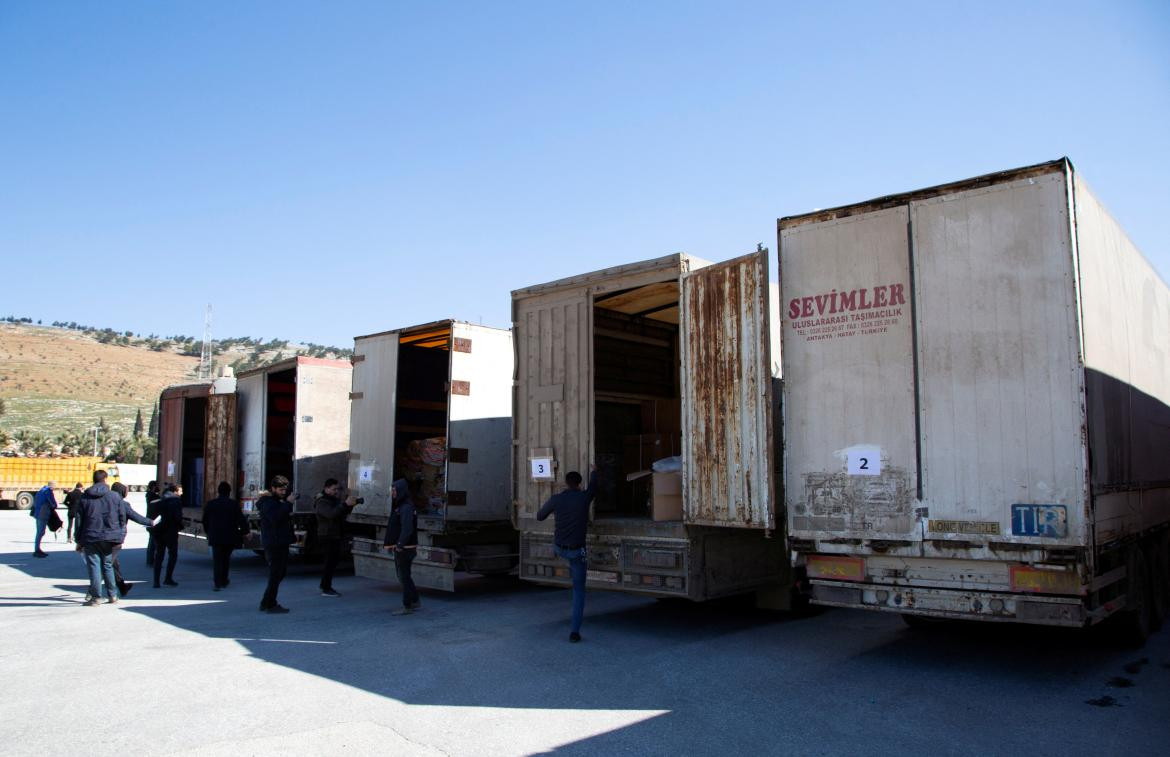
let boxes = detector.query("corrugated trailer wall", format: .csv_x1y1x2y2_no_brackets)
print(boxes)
512,288,593,519
292,359,352,509
1073,174,1170,543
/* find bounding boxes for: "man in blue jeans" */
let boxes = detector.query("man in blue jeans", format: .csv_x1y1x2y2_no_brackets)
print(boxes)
536,465,597,643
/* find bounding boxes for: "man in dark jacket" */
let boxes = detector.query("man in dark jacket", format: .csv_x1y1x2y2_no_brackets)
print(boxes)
144,481,160,566
382,479,420,615
315,478,353,597
64,483,83,543
536,466,598,642
202,481,250,591
75,470,151,606
257,475,295,614
151,484,183,588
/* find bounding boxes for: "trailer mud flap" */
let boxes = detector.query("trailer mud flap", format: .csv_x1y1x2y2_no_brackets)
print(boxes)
413,561,456,592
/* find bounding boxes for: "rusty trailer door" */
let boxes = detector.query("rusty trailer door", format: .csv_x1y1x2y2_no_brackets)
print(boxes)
203,392,237,505
680,249,777,529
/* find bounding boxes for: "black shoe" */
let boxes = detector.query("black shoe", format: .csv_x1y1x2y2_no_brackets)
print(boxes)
409,600,422,610
320,588,341,597
34,551,48,558
569,632,581,643
119,583,133,597
266,604,290,614
153,582,161,589
163,579,178,587
213,586,221,592
259,604,269,612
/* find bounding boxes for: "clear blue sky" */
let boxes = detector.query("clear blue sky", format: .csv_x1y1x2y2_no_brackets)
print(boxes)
3,1,1168,347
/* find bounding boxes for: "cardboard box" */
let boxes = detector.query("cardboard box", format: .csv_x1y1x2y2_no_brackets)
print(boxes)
626,469,683,521
651,471,682,520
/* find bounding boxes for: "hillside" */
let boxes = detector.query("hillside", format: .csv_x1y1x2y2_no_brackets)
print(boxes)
0,322,350,455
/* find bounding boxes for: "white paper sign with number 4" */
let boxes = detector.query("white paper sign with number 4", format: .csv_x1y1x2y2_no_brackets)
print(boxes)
847,447,881,476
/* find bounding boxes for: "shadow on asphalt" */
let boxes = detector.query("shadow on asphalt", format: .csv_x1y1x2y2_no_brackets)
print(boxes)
4,544,1167,754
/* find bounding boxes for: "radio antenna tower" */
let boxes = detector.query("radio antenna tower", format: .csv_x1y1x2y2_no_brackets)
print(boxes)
199,304,213,379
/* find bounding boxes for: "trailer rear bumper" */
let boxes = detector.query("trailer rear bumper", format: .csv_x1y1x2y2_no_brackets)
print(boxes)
809,579,1090,627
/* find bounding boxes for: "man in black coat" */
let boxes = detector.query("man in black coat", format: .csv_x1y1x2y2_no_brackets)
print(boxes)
314,478,354,597
202,481,250,591
64,483,83,543
151,483,183,588
144,480,161,566
257,475,296,614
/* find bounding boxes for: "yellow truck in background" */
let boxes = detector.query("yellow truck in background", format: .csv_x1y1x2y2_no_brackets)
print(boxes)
0,457,120,509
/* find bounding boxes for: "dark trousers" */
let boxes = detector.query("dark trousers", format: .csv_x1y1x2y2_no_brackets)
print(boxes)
394,549,419,608
145,533,156,566
319,537,341,590
262,544,290,609
67,511,78,541
153,533,178,585
112,545,129,594
211,545,234,588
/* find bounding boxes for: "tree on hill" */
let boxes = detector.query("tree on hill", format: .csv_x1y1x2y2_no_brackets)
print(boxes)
148,402,159,438
0,397,6,420
133,408,144,438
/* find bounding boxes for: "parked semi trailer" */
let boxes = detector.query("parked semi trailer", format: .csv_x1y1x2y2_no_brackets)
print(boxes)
0,457,120,509
779,158,1170,641
347,320,516,591
161,357,353,555
513,251,791,602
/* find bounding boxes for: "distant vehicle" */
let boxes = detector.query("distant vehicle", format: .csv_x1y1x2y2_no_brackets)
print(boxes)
0,457,120,509
116,463,156,492
780,159,1170,643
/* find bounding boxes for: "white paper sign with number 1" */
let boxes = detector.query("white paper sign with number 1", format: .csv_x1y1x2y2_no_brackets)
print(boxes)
847,447,881,476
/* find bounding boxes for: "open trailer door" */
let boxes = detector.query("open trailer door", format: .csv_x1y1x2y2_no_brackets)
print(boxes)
680,249,776,529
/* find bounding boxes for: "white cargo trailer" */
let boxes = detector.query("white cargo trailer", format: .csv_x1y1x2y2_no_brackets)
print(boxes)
346,320,516,591
780,159,1170,640
513,251,790,601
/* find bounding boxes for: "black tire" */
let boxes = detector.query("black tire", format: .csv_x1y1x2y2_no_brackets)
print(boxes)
15,492,34,510
1149,534,1169,631
1116,545,1151,647
901,613,938,629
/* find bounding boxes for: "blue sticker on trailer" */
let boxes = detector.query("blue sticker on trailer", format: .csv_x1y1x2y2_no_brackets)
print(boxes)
1011,504,1068,538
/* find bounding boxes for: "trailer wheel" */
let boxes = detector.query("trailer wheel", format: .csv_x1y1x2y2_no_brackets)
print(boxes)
1149,533,1169,631
1116,545,1151,647
900,613,939,629
15,492,34,510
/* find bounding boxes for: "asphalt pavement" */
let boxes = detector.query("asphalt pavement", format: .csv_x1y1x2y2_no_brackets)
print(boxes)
2,511,1168,756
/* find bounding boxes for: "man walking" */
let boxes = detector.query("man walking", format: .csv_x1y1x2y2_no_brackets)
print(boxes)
145,480,161,566
315,478,353,597
383,479,420,615
202,481,249,591
64,482,83,543
151,484,183,588
109,481,148,597
536,466,598,643
257,475,295,614
75,470,150,606
31,480,58,557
